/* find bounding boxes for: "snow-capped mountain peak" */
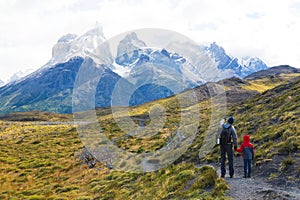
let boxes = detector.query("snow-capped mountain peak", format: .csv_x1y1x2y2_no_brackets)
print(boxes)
116,32,147,66
208,42,227,56
83,22,104,38
57,33,78,43
204,42,237,71
240,56,265,68
121,32,146,48
0,26,271,115
8,68,35,83
239,56,268,75
50,23,111,66
203,42,268,78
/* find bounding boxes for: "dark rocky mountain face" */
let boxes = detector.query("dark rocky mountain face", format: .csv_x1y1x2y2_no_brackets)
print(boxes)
0,57,84,114
0,55,183,115
0,57,126,114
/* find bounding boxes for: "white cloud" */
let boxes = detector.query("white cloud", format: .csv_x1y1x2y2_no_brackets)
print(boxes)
0,0,300,82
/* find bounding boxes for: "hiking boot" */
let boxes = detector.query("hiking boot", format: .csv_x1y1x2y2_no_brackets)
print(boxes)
221,175,225,178
243,175,247,178
247,174,251,178
230,175,233,178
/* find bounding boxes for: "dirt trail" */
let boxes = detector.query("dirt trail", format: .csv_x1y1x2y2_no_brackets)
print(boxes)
214,157,300,200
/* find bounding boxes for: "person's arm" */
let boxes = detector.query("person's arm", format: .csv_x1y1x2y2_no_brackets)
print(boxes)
236,144,243,153
231,126,238,149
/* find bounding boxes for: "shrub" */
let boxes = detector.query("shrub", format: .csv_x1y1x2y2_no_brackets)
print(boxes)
212,178,229,197
279,137,298,154
281,157,295,172
193,166,217,189
268,173,277,180
27,195,45,200
175,170,194,181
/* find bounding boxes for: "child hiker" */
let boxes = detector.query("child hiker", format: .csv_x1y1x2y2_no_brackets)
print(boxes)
235,134,254,178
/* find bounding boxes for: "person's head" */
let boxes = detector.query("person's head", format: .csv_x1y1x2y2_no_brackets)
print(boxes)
244,134,250,143
227,116,234,124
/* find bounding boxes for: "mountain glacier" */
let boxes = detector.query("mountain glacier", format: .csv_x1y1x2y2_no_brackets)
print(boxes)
0,25,269,114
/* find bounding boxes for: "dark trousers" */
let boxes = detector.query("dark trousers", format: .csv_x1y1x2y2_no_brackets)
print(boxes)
244,159,252,177
220,144,234,177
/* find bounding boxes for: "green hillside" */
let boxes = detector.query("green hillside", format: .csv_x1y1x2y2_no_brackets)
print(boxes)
0,71,299,199
0,121,227,199
231,76,300,184
200,75,300,185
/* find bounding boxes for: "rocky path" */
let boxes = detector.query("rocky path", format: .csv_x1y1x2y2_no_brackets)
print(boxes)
214,157,300,200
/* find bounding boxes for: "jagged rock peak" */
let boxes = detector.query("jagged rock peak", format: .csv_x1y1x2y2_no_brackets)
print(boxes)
83,22,104,37
51,22,111,66
57,34,78,43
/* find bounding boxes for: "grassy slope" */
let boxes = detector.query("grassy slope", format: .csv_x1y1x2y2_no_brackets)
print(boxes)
0,121,227,199
230,76,300,182
0,73,299,199
233,76,300,160
201,75,300,184
242,73,299,92
175,74,300,164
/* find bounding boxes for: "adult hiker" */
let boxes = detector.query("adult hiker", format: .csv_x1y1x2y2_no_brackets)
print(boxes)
219,116,238,178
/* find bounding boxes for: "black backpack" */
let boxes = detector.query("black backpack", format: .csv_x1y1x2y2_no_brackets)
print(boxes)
220,125,232,146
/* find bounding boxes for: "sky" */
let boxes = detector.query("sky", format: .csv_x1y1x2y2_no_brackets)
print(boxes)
1,0,300,82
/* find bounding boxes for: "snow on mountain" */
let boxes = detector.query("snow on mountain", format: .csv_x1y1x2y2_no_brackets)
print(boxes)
50,23,113,67
0,26,270,114
112,62,131,77
204,42,238,71
57,33,78,43
51,33,78,61
204,42,268,78
112,33,208,93
0,79,4,87
113,33,268,87
239,56,269,77
7,68,35,83
37,27,268,88
116,32,147,66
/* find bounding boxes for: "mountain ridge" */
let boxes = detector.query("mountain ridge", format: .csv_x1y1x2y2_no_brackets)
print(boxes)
0,26,273,115
245,65,300,79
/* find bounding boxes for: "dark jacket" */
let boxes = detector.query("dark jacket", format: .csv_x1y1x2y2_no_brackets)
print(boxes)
236,134,254,159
